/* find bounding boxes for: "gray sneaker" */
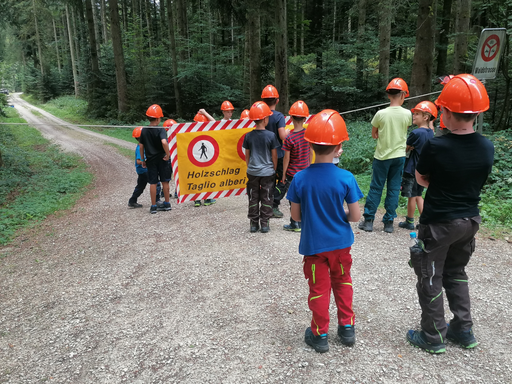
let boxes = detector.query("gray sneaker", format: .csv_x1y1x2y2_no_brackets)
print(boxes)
358,219,373,232
384,221,394,233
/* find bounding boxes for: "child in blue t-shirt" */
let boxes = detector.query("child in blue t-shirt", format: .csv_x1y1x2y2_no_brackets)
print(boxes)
287,110,363,353
128,127,161,208
399,101,436,230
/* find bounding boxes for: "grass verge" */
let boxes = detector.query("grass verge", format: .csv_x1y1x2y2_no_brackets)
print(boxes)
0,108,94,245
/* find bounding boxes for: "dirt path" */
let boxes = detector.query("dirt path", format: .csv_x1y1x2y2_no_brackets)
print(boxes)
1,97,511,383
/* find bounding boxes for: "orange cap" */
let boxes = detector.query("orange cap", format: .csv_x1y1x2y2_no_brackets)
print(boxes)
289,100,309,118
386,78,410,97
261,85,279,98
132,126,143,138
240,109,250,119
435,74,489,113
221,100,234,111
411,101,438,120
146,104,163,118
304,109,349,145
249,101,273,121
163,119,177,127
193,113,209,122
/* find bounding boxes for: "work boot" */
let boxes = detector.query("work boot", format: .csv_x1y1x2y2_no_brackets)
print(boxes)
260,221,270,233
250,221,260,233
358,219,373,232
272,207,284,218
446,324,478,349
399,217,415,230
384,221,394,233
305,327,329,353
406,330,446,354
283,219,301,232
338,325,356,347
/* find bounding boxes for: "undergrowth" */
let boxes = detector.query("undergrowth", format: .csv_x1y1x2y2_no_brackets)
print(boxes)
0,108,93,245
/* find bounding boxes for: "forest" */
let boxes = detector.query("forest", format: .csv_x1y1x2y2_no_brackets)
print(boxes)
0,0,511,129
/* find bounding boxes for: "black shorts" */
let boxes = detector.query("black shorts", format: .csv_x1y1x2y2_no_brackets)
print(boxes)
401,174,424,198
146,158,172,184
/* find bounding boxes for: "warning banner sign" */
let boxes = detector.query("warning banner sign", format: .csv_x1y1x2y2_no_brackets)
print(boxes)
472,28,506,80
168,115,314,204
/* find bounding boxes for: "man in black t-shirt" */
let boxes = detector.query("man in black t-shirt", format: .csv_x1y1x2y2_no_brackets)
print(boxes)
406,74,494,354
139,104,172,214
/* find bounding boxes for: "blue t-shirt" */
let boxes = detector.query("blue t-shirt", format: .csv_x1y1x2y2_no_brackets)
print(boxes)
403,127,434,175
135,145,147,175
265,110,286,158
287,163,364,255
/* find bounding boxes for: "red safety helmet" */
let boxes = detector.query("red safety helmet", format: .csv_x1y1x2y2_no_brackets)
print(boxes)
261,85,279,98
289,100,309,118
240,109,250,119
304,109,349,145
386,78,410,97
221,100,234,111
132,126,143,138
411,101,438,120
146,104,163,118
249,101,273,121
435,74,489,114
193,113,209,122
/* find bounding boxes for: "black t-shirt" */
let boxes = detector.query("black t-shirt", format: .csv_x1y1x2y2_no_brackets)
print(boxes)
417,132,494,224
139,127,167,162
265,110,286,158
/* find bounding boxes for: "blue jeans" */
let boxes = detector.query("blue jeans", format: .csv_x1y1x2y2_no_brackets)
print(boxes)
363,157,405,222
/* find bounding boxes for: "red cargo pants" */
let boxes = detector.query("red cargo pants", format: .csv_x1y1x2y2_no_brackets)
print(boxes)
303,247,354,336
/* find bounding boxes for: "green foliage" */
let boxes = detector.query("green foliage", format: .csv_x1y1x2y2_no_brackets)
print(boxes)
0,110,93,245
338,120,375,174
480,130,512,229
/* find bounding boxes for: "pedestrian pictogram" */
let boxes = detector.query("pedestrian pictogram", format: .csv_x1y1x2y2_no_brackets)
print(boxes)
481,35,499,62
472,28,506,80
187,135,219,167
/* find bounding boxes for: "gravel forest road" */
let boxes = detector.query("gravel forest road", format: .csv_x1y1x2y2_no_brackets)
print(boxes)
1,96,511,384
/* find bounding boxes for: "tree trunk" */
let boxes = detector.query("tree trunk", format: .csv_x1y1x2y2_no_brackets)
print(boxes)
436,0,453,75
146,0,153,54
71,7,80,66
66,4,79,97
275,0,289,112
300,0,304,55
453,0,471,74
167,0,182,116
33,0,44,75
85,0,101,106
378,0,392,87
52,18,62,73
176,0,189,61
247,3,261,104
356,0,366,89
92,0,101,55
410,0,436,98
109,0,129,114
100,0,109,43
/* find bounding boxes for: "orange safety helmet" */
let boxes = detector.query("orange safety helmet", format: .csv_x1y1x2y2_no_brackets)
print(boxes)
289,100,309,118
411,101,438,120
435,74,489,114
249,101,273,121
439,113,447,129
386,78,410,97
193,113,209,123
439,75,454,85
261,85,279,98
163,119,177,131
221,100,234,111
146,104,163,118
240,109,250,119
132,126,143,138
304,109,349,145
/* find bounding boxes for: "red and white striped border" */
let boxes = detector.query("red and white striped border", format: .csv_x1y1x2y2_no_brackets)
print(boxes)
168,115,314,204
